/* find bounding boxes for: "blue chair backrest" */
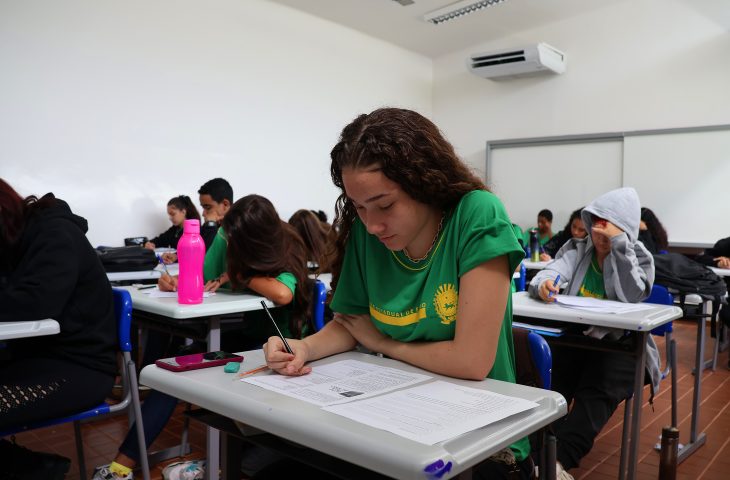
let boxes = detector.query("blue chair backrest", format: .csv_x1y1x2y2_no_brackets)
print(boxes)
527,331,552,390
113,288,133,353
312,280,327,332
643,284,674,335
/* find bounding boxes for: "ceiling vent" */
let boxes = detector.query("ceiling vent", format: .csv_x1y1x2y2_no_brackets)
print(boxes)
468,43,566,80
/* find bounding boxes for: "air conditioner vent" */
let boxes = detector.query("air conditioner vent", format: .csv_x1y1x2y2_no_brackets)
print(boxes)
468,43,566,80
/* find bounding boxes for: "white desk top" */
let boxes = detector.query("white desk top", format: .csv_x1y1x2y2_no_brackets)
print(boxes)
512,291,682,331
120,285,272,319
0,319,60,341
522,260,549,270
710,266,730,278
107,264,179,282
141,350,566,480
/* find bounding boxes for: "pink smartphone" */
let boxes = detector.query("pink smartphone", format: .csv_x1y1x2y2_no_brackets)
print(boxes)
155,351,243,372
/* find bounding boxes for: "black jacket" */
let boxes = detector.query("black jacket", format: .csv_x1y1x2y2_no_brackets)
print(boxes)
149,225,183,248
696,236,730,266
0,194,117,376
543,230,570,258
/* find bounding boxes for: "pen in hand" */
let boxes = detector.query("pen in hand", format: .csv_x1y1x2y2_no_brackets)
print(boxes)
156,254,170,276
547,274,561,299
260,300,294,354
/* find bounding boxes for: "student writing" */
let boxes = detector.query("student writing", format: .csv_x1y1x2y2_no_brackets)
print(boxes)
528,187,659,480
263,108,533,479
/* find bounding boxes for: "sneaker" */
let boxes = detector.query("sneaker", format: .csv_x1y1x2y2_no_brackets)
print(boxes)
557,462,575,480
92,464,133,480
162,460,206,480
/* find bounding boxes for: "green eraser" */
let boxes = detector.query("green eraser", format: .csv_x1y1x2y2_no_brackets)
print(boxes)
224,362,241,373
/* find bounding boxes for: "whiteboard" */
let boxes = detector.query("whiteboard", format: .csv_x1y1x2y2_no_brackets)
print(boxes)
624,130,730,246
487,126,730,247
488,140,623,233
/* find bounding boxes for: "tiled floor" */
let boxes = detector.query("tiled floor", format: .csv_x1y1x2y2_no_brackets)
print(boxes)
9,318,730,479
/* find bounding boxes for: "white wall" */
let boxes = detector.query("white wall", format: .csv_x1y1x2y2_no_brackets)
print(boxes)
432,0,730,233
0,0,432,246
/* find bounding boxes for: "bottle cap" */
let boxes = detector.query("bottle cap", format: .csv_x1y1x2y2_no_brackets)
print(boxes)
183,219,200,234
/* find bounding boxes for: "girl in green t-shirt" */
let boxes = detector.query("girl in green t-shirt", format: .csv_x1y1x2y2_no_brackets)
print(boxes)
263,108,533,479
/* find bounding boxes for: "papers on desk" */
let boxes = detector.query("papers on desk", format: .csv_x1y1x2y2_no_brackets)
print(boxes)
323,380,539,445
141,288,214,298
554,296,654,314
244,360,539,445
243,359,431,407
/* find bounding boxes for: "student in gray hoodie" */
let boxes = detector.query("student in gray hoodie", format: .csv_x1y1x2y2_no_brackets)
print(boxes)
528,187,659,478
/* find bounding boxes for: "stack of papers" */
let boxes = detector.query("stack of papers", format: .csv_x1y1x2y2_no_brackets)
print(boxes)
243,359,538,445
554,296,654,314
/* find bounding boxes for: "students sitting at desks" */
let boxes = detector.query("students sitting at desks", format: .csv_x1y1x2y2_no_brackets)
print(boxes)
540,208,587,261
93,194,312,480
528,187,659,480
523,208,554,249
143,195,200,254
0,179,117,479
288,209,336,273
638,207,669,254
263,108,533,479
158,178,233,264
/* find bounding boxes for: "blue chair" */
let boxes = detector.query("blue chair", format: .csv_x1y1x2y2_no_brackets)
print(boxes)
0,288,150,480
312,279,328,332
513,327,554,480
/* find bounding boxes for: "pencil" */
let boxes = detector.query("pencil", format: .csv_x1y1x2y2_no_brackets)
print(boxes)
260,300,294,354
237,365,269,378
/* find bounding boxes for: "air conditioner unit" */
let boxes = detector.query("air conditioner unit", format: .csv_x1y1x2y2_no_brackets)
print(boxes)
468,43,566,80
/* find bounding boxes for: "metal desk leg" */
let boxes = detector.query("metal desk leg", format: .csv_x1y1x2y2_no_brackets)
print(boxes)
618,396,632,480
677,306,707,462
205,317,222,480
626,332,648,480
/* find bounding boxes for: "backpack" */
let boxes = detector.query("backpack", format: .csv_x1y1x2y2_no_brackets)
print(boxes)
96,246,159,272
653,252,727,337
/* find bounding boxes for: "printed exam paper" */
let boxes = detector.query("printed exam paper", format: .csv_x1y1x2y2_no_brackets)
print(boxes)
242,359,431,406
323,380,539,445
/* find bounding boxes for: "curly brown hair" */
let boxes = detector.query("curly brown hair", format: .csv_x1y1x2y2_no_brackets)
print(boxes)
222,194,312,337
329,107,487,287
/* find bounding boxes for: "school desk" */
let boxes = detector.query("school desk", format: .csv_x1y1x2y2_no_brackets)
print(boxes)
709,266,730,277
119,285,274,478
523,260,549,270
0,319,59,341
140,349,567,480
511,292,682,480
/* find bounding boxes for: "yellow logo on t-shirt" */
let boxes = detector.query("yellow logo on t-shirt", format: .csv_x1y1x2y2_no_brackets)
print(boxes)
433,283,458,325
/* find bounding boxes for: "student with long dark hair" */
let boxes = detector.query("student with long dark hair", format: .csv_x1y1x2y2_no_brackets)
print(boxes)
540,208,587,261
143,195,200,250
288,209,335,273
0,179,117,478
638,207,669,254
262,108,531,478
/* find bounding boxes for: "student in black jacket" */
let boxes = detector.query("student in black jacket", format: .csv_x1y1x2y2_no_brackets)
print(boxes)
0,179,117,477
697,236,730,269
143,195,200,252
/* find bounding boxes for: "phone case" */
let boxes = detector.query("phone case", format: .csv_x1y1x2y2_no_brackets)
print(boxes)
155,351,243,372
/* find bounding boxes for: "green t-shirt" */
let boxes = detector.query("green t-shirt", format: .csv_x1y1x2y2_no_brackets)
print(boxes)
202,226,299,339
330,190,529,460
577,254,606,299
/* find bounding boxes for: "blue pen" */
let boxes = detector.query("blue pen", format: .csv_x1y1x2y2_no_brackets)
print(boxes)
156,254,170,276
548,274,560,299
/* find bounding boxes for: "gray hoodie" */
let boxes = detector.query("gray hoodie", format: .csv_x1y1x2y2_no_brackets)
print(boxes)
528,187,661,394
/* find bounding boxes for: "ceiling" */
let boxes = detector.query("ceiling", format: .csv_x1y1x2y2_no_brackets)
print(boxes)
269,0,730,58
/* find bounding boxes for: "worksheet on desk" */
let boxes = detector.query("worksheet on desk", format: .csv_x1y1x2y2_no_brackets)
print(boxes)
243,359,431,406
323,380,539,445
554,296,653,314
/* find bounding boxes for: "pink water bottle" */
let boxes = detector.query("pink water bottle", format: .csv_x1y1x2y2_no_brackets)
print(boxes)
177,219,205,304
